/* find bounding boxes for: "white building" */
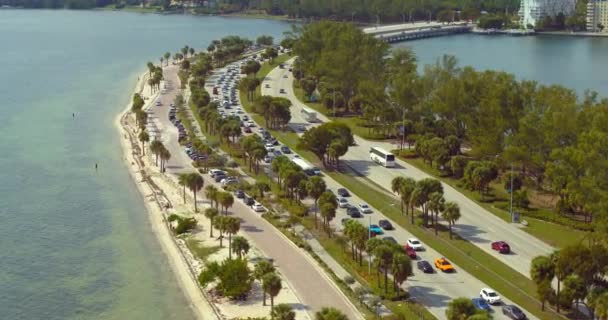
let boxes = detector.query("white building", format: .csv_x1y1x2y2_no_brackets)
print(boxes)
587,0,608,32
519,0,576,27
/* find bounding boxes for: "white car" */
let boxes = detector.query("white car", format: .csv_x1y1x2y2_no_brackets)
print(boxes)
358,203,373,214
337,197,349,208
209,169,225,177
247,120,256,127
406,238,424,251
480,288,501,305
252,203,266,212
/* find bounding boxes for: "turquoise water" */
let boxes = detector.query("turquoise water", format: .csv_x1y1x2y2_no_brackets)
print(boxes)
1,10,607,320
400,33,608,96
0,10,290,320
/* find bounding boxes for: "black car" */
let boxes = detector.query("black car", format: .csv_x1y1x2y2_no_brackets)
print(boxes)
234,190,245,199
280,146,291,154
337,188,350,197
502,305,527,320
417,260,433,273
378,219,393,230
382,236,397,244
243,196,255,206
346,206,361,218
214,174,227,182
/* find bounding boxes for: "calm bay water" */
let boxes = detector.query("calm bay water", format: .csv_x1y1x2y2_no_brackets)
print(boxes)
1,9,607,320
0,10,289,320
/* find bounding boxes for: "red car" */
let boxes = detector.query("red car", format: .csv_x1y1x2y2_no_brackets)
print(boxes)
404,245,417,259
243,126,252,133
491,241,511,254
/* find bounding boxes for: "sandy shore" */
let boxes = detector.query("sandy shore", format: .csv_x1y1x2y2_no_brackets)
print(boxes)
114,72,220,320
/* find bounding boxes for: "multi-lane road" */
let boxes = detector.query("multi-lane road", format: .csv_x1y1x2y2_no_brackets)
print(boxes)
266,57,555,280
260,59,538,320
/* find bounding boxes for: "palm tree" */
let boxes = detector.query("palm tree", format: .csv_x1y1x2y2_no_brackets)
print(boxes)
159,146,171,173
146,61,154,76
160,57,164,67
178,173,191,204
205,185,219,209
254,181,270,199
428,192,445,235
138,130,150,155
219,192,234,215
271,303,295,320
164,52,170,66
149,140,164,166
400,178,416,217
189,47,195,57
409,188,423,225
307,176,327,226
204,207,219,237
374,244,394,293
186,173,204,212
254,259,275,306
441,201,461,239
315,307,348,320
391,176,407,212
231,236,250,259
262,273,282,312
213,216,228,247
225,216,241,259
391,253,413,294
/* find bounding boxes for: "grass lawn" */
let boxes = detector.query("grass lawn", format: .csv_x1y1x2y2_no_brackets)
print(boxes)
185,238,221,262
272,130,563,320
401,156,589,248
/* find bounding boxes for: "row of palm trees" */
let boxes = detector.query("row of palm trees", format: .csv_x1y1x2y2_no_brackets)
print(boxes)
150,140,171,173
177,172,205,212
343,220,414,295
391,176,461,238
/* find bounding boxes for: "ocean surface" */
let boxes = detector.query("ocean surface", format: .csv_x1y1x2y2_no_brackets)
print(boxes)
1,9,607,320
0,10,290,320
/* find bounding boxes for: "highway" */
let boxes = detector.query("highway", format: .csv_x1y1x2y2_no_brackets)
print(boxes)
260,59,538,320
265,58,555,280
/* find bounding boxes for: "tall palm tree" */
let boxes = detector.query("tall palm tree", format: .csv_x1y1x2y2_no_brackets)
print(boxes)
254,259,275,306
400,178,416,217
373,244,394,293
149,140,164,166
271,303,295,320
138,130,150,155
159,146,171,173
428,192,445,235
441,201,461,239
225,217,241,259
409,188,422,225
391,253,413,294
391,176,407,212
186,173,204,212
231,236,250,259
219,192,234,215
205,185,219,209
262,272,282,312
213,216,228,247
189,47,195,57
315,307,348,320
160,57,164,67
164,52,170,66
177,173,191,204
204,207,219,237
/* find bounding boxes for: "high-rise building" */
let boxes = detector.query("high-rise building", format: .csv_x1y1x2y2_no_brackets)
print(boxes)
518,0,576,27
587,0,608,32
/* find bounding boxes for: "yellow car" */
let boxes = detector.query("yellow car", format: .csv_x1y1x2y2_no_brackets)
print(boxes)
434,258,455,272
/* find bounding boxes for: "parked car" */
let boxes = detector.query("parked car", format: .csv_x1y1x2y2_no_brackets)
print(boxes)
243,196,255,206
382,236,397,244
346,206,362,218
280,145,291,154
359,203,373,214
244,127,252,133
234,190,245,199
502,305,527,320
273,150,282,157
434,258,455,272
480,288,501,305
337,188,350,197
337,197,349,208
491,241,511,254
214,173,227,182
404,245,417,259
265,84,270,88
279,88,285,94
369,224,383,235
472,298,492,312
221,177,238,187
417,260,433,273
252,203,266,212
209,169,226,177
406,238,424,251
378,219,393,230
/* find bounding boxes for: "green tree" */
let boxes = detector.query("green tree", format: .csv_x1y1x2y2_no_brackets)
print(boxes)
204,207,219,238
186,173,205,212
231,235,250,259
315,307,348,320
138,130,150,155
307,176,327,224
219,192,235,215
391,252,413,294
205,185,219,209
225,216,241,260
217,258,253,299
178,173,191,204
446,297,476,320
262,272,282,311
271,303,295,320
320,203,336,236
428,192,446,235
254,259,276,306
442,201,461,239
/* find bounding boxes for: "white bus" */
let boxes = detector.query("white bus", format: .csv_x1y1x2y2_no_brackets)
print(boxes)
300,107,317,123
369,147,395,167
292,157,321,176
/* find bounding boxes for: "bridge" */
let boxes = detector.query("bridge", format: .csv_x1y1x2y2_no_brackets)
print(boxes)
363,21,472,43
